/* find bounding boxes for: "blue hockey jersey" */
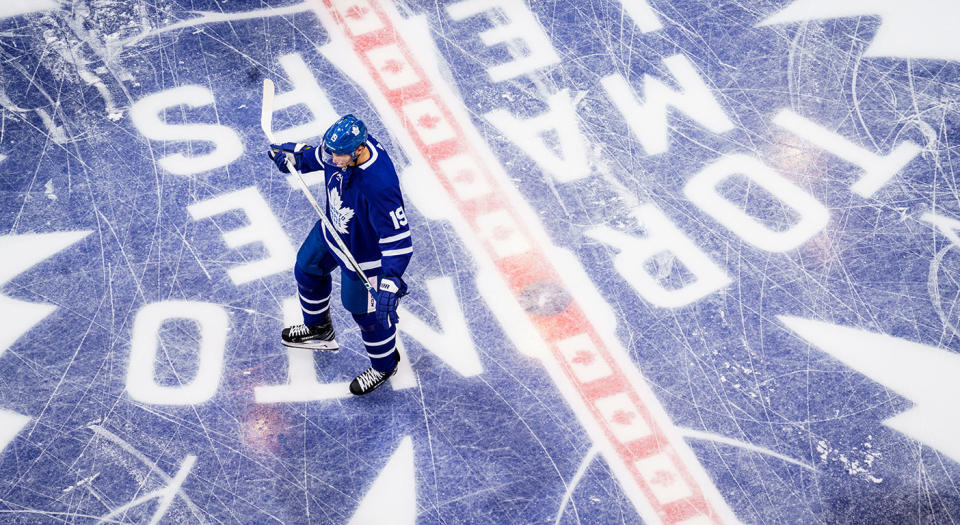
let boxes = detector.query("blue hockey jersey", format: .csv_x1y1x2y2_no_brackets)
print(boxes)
298,135,412,281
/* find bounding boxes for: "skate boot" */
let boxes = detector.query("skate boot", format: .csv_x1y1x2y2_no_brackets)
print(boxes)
349,352,400,396
281,314,338,351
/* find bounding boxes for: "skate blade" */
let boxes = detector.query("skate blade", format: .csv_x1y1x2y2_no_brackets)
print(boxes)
280,340,340,351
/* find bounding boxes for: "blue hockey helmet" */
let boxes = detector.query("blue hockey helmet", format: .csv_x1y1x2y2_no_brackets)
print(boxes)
322,114,367,158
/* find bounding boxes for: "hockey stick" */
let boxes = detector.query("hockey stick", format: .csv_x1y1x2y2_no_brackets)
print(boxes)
260,78,379,300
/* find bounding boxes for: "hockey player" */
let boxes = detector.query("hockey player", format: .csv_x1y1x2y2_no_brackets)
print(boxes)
268,114,412,396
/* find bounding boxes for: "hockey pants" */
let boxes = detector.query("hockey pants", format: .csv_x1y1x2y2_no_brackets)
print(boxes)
295,220,397,372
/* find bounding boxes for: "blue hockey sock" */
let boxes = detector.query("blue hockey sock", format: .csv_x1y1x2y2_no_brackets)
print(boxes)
295,264,332,326
353,313,399,373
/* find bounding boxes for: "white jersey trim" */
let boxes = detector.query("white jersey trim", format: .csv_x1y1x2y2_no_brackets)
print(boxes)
301,304,330,315
381,247,413,257
379,231,411,244
367,347,396,359
362,332,397,347
299,293,331,305
358,140,379,170
359,260,382,270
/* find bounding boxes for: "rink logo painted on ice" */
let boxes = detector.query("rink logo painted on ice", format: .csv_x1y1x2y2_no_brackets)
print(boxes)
308,0,942,522
311,0,737,523
760,0,960,61
781,313,960,465
0,232,91,455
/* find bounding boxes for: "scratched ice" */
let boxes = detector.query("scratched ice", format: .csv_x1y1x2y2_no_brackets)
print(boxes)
1,0,959,523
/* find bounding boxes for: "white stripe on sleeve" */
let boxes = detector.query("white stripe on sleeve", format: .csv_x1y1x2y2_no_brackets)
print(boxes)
379,231,411,244
381,247,413,257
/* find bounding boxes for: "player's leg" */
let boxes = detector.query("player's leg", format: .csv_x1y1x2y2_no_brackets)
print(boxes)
282,221,339,350
341,272,400,395
349,312,400,395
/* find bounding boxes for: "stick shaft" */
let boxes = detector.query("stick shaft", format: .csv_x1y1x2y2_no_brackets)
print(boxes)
260,79,277,143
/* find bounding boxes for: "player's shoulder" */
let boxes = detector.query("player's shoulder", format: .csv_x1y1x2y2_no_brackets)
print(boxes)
357,136,399,190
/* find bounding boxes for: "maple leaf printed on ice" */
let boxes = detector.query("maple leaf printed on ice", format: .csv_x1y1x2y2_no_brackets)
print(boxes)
0,231,90,457
758,0,960,62
780,315,960,465
329,187,355,235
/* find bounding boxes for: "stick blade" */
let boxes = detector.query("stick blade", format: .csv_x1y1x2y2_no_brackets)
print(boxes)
260,78,276,143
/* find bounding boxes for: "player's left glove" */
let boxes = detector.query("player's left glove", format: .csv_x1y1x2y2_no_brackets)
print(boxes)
267,142,313,173
376,276,408,328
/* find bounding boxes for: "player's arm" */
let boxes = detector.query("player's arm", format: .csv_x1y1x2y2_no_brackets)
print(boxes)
369,179,413,327
267,142,325,173
371,181,413,279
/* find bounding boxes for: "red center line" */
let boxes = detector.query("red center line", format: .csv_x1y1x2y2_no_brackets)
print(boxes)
312,1,734,522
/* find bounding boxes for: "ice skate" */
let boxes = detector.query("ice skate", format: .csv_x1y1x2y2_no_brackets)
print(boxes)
349,352,400,395
281,315,338,351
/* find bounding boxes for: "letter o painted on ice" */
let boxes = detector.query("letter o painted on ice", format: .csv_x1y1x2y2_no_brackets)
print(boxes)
126,301,228,405
684,154,829,252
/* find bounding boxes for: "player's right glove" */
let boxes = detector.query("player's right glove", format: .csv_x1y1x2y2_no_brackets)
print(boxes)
375,276,408,328
267,142,313,173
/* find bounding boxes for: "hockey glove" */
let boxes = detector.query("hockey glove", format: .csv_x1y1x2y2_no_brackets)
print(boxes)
376,276,408,328
267,142,313,173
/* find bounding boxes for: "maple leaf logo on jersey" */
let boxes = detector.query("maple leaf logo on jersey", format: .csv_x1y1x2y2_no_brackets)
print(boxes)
328,187,354,235
758,0,960,61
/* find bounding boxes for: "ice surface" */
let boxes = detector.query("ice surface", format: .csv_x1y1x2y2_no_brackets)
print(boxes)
1,0,959,523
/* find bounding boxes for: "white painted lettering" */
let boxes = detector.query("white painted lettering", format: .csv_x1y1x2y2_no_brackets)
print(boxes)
485,89,589,182
601,54,734,155
617,0,663,32
126,301,228,405
586,204,731,308
255,297,350,403
774,109,921,197
253,346,349,402
188,187,295,285
272,54,340,144
684,154,829,252
129,85,242,175
445,0,559,82
398,277,483,377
